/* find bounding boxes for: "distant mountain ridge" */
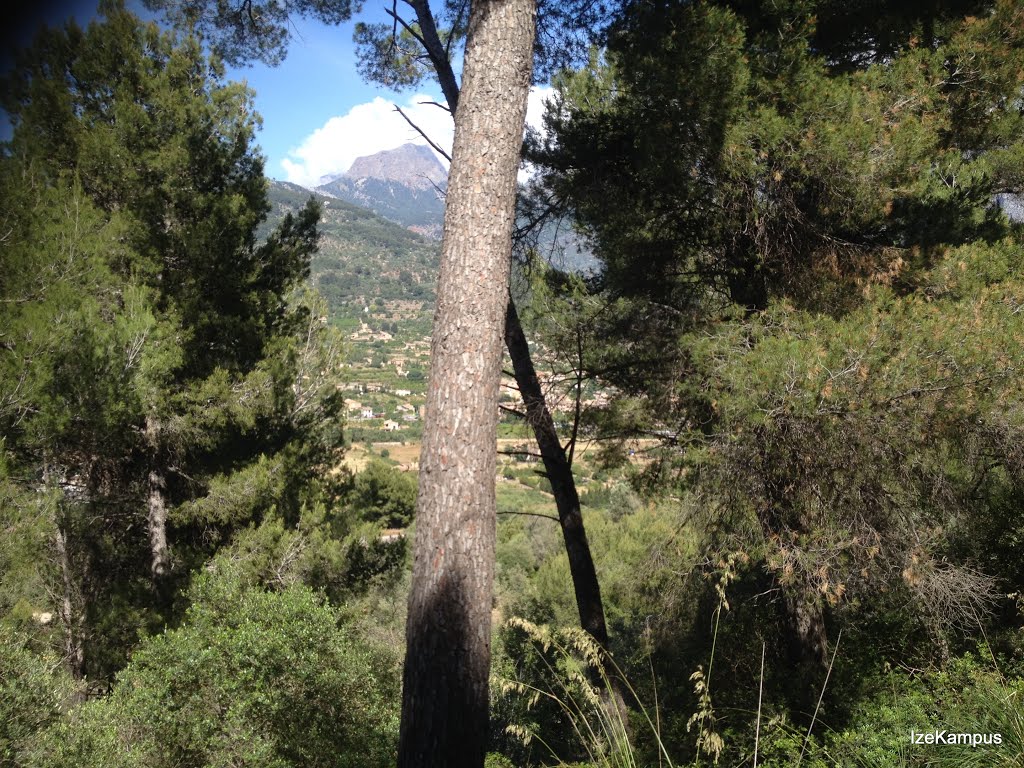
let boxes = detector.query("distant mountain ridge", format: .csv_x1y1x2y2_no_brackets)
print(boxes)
346,143,447,190
315,144,448,238
307,142,598,271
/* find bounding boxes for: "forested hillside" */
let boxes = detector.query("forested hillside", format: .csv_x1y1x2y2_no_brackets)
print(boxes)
268,180,439,322
2,1,1024,768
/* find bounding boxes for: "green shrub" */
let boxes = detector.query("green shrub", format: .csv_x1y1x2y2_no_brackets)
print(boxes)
820,653,1024,768
0,627,75,768
28,574,398,768
348,460,417,528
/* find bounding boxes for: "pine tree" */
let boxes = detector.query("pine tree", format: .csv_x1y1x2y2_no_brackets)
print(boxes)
531,0,1024,712
396,3,536,763
0,1,337,682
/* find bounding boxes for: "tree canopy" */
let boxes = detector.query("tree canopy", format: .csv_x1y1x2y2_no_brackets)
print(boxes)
3,1,1024,766
524,0,1024,727
0,0,342,683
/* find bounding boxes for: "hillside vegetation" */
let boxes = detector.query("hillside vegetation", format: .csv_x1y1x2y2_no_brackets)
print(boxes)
2,2,1024,768
268,181,439,325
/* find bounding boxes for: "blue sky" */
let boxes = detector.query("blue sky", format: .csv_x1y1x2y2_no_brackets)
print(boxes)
4,0,552,187
217,6,457,184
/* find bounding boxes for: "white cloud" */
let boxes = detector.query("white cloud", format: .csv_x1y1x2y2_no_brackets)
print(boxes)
280,93,455,187
525,85,554,138
281,86,556,189
520,85,554,182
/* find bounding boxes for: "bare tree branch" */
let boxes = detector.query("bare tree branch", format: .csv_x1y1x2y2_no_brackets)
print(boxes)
498,404,527,419
394,105,452,162
408,0,461,112
417,99,452,113
497,510,559,521
384,4,429,50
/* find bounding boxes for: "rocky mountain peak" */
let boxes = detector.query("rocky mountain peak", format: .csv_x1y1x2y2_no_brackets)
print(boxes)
343,143,448,191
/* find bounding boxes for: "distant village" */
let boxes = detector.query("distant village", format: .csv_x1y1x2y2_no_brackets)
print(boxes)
340,305,613,440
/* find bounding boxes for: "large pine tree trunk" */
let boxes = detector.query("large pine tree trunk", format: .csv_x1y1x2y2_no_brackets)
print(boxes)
42,461,86,684
504,299,609,648
398,1,536,765
780,587,829,717
146,468,169,578
406,0,611,666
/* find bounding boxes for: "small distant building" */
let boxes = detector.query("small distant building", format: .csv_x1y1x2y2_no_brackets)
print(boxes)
383,420,400,432
395,389,412,397
361,408,375,419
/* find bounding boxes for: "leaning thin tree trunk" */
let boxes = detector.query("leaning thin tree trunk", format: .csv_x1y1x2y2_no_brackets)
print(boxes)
144,415,170,582
53,521,85,684
504,299,609,648
398,0,536,765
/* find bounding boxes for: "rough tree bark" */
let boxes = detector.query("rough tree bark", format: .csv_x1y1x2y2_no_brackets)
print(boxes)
53,520,85,683
42,460,86,684
146,468,169,576
780,587,830,717
405,0,613,658
397,0,536,765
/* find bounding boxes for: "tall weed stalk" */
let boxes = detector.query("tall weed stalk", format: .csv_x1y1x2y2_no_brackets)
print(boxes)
498,617,677,768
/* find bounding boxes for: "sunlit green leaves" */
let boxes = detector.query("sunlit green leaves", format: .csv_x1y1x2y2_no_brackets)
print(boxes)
27,575,399,768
